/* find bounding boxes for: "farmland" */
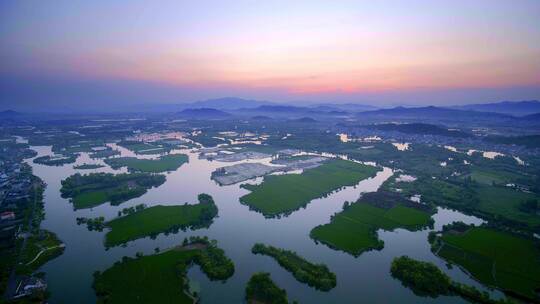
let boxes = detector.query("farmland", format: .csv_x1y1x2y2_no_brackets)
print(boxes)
240,159,380,217
104,194,218,247
104,154,188,173
432,226,540,300
311,192,433,256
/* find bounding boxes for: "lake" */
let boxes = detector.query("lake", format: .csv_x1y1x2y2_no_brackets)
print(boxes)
28,145,497,303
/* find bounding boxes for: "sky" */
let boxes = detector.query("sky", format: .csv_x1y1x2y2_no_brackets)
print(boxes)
1,0,540,110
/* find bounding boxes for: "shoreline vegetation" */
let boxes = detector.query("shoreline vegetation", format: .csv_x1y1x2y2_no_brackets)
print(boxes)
429,222,540,301
104,194,218,247
33,154,77,166
245,272,291,304
104,154,188,173
240,159,381,217
390,256,513,304
60,172,166,209
1,168,66,302
93,237,234,304
251,243,336,291
311,191,433,256
73,163,105,170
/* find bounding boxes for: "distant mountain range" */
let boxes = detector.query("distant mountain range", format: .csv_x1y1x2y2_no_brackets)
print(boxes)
356,106,514,122
452,100,540,116
183,97,275,110
363,123,471,138
0,110,23,118
176,108,231,119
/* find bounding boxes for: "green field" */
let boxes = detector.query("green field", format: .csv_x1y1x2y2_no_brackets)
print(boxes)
465,168,522,186
94,238,234,303
240,159,380,217
61,173,166,209
476,185,540,228
311,202,432,256
93,249,199,304
436,227,540,299
105,154,188,172
118,141,171,155
105,194,218,247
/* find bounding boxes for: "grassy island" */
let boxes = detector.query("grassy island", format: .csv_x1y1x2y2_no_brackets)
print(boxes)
60,172,166,209
118,140,171,155
240,159,380,217
104,154,188,172
391,256,510,304
74,163,105,170
93,238,234,304
252,243,336,291
104,194,218,247
33,154,77,166
430,224,540,300
311,191,433,256
90,148,121,159
245,272,289,304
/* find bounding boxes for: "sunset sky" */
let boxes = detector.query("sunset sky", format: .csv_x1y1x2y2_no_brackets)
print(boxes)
1,0,540,110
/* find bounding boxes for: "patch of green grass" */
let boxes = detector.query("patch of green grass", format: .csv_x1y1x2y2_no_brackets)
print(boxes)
118,141,171,155
437,227,540,299
240,159,380,217
105,194,218,247
466,168,519,185
105,154,188,172
311,202,432,256
93,249,199,304
61,173,166,209
73,191,109,209
94,238,234,304
476,185,540,228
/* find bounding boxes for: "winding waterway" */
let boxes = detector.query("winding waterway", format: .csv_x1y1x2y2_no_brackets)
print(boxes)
26,145,498,303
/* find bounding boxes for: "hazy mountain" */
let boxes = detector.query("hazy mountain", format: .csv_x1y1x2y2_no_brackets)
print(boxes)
356,106,513,122
246,105,308,113
176,108,232,119
183,97,275,110
290,117,317,123
454,100,540,116
521,112,540,121
0,110,23,118
363,123,471,138
311,103,378,112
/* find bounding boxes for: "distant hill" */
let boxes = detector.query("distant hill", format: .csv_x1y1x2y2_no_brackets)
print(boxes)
356,106,513,122
521,112,540,121
364,123,471,138
0,110,23,118
176,108,232,119
248,105,308,113
290,117,317,123
454,100,540,116
485,134,540,148
250,115,273,120
311,103,377,113
184,97,274,110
